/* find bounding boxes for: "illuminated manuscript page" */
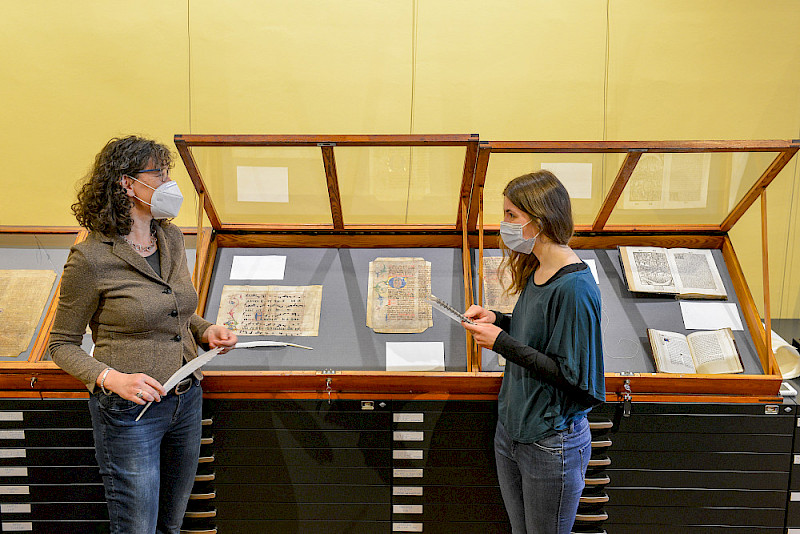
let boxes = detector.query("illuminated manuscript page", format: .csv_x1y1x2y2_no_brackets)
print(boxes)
0,270,57,357
367,257,432,334
482,256,517,314
216,285,323,336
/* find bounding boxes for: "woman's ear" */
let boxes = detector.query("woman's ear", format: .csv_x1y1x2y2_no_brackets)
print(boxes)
120,175,134,196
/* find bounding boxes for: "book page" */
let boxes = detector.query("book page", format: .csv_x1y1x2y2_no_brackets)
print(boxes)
622,153,710,210
648,329,696,374
216,285,323,336
482,256,517,313
366,257,432,334
668,249,726,298
622,154,665,209
0,270,57,357
663,153,710,209
688,329,742,374
621,247,677,294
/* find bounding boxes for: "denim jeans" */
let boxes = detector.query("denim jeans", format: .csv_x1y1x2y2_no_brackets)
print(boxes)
88,379,202,534
494,417,591,534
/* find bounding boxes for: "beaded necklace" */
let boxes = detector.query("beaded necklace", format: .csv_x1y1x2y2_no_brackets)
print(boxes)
123,231,157,255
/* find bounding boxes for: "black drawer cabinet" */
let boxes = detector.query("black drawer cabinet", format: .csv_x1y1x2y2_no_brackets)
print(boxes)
0,397,109,534
594,401,795,533
203,398,393,534
390,400,510,533
4,396,797,534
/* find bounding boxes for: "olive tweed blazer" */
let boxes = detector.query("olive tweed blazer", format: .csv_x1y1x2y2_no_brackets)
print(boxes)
49,223,213,392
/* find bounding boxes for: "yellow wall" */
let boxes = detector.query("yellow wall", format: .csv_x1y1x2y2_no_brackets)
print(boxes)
1,1,800,318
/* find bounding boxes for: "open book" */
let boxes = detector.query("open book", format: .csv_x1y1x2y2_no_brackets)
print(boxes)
647,328,743,374
619,246,727,299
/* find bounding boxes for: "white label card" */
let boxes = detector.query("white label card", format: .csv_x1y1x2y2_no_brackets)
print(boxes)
230,256,286,280
236,166,289,203
0,431,24,440
393,413,424,423
2,523,33,532
393,431,424,442
0,412,23,422
386,342,444,372
393,505,423,514
0,468,27,477
393,523,423,532
393,469,423,478
393,486,423,496
541,162,593,199
393,450,423,460
583,259,600,284
679,302,744,331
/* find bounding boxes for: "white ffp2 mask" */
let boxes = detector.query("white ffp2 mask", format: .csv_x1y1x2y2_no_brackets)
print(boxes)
130,178,184,219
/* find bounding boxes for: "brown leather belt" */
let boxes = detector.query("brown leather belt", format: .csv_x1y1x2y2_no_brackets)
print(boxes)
173,377,194,395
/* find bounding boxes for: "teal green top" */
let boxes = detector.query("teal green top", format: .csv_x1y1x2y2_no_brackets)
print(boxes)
497,265,604,443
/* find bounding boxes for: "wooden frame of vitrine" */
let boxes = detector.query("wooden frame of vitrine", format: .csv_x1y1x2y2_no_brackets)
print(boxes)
175,134,491,399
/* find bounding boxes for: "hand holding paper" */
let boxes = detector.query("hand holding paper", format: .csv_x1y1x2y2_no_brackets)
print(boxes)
135,347,223,421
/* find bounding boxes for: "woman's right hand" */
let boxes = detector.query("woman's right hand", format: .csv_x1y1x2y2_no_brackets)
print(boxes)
99,370,167,405
463,305,496,324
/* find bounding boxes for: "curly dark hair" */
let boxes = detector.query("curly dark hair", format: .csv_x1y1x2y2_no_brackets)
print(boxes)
72,136,173,236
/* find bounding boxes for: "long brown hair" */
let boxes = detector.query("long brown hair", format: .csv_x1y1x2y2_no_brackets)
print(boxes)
500,170,574,294
72,136,173,236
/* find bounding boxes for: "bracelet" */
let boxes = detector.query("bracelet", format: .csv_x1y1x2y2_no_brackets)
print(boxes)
99,368,113,395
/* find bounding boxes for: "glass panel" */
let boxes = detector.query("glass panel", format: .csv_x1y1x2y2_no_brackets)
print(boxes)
482,152,615,226
335,146,466,225
606,152,778,226
190,146,332,225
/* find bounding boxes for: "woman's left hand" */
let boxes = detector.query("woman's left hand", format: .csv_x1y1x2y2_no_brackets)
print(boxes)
202,325,238,354
463,321,503,349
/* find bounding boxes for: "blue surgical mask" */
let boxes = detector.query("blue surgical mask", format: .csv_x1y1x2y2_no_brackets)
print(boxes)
500,220,541,254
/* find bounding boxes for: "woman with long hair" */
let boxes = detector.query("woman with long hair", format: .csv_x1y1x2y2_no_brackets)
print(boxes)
463,170,604,534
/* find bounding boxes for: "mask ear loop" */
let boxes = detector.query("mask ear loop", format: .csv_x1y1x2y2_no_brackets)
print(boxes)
120,175,155,208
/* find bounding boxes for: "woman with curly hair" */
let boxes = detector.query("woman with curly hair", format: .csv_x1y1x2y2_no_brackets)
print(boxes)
49,135,237,533
462,170,604,534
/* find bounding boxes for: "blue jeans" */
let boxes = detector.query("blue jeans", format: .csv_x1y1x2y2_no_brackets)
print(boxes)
88,379,202,534
494,417,591,534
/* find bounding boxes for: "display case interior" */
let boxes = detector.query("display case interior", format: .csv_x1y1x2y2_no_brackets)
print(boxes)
0,229,81,364
175,135,799,402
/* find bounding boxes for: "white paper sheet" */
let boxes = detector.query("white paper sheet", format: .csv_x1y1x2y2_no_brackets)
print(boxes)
583,259,600,284
679,302,744,331
236,166,289,203
540,162,592,199
386,342,445,372
230,255,286,280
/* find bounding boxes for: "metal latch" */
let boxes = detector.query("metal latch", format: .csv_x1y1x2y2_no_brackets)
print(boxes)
622,379,632,417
